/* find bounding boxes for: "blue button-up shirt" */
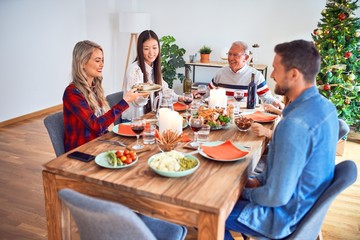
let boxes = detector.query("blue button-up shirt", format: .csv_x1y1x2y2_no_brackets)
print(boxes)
239,86,339,239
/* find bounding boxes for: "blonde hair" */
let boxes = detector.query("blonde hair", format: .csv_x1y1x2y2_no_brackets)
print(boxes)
71,40,110,114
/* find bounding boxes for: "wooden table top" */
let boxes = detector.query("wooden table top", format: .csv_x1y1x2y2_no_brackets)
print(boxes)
43,112,273,215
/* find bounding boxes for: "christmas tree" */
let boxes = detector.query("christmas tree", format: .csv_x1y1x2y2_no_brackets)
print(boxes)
312,0,360,131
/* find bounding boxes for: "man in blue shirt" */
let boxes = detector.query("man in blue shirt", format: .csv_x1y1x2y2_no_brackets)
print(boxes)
225,40,339,239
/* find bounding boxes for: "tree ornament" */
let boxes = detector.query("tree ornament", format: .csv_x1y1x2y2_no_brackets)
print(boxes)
355,30,360,38
344,52,352,59
327,71,333,78
348,73,355,81
325,29,330,34
313,29,317,35
345,99,351,105
324,84,331,91
338,13,347,20
322,9,327,14
316,29,323,36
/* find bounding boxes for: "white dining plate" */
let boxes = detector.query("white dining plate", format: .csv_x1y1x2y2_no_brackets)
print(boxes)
240,111,278,123
95,150,138,169
198,141,249,162
148,153,200,177
112,123,137,137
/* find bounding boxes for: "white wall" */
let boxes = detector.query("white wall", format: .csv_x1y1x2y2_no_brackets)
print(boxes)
0,0,359,122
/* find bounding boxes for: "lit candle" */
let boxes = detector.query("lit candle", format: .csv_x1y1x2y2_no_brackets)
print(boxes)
158,108,172,133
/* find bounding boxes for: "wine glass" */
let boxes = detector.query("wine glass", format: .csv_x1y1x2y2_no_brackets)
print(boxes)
189,116,204,147
183,92,193,117
130,118,146,150
197,84,207,102
234,90,245,114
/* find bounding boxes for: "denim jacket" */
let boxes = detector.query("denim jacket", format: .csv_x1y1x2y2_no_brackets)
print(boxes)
240,86,339,239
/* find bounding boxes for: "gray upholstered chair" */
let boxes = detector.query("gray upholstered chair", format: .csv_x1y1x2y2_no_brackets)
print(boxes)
106,91,124,125
44,111,65,157
338,118,350,140
58,189,187,240
247,160,358,240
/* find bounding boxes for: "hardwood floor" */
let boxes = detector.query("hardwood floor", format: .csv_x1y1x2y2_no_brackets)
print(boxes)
0,113,359,240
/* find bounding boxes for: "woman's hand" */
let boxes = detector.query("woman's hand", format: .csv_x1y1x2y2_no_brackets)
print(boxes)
123,89,149,103
251,122,273,139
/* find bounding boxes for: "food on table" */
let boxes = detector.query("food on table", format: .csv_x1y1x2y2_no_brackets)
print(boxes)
235,116,254,131
197,106,231,128
131,83,161,92
156,129,182,151
149,150,198,172
106,150,137,167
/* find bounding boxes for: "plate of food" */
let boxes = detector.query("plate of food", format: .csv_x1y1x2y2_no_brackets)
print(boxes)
198,141,249,162
131,83,162,93
95,150,138,169
197,106,231,130
241,111,278,123
112,123,137,137
148,150,200,177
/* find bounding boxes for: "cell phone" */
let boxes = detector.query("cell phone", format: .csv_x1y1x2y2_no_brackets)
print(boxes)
67,151,95,162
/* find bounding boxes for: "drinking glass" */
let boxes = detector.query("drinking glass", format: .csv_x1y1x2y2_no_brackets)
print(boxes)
183,92,193,117
130,118,145,150
234,90,245,114
197,84,207,102
189,116,204,147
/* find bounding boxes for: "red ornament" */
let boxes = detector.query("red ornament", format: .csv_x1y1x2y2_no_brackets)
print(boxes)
313,29,317,35
338,13,346,20
324,84,331,91
344,52,352,59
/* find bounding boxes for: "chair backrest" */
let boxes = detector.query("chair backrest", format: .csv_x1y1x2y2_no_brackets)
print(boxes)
338,118,350,140
286,160,357,240
58,189,187,240
44,111,65,157
106,91,124,125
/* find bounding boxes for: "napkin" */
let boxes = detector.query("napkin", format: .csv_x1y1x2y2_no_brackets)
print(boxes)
245,111,277,122
201,140,248,160
118,124,136,136
173,102,187,111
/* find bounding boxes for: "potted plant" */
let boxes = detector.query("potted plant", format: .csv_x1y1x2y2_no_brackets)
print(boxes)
199,45,212,63
160,35,187,88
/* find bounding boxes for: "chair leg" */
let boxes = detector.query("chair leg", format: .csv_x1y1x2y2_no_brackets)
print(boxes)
316,230,323,240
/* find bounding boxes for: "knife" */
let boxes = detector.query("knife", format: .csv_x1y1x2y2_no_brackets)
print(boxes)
97,139,127,147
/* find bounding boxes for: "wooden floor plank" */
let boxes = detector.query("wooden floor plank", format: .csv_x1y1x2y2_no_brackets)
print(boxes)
0,113,359,239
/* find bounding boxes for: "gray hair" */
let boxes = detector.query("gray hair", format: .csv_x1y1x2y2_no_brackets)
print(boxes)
232,41,250,55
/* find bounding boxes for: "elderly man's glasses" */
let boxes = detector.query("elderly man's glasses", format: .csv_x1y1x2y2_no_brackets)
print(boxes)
227,52,246,58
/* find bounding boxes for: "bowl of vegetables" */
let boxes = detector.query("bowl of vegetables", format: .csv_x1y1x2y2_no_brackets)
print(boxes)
148,150,200,177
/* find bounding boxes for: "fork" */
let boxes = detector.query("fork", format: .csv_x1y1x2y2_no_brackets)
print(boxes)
97,139,126,147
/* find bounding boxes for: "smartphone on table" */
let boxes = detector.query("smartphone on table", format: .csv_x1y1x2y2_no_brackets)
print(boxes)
67,151,95,162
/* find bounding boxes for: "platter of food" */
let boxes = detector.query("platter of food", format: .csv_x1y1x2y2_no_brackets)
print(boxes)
131,83,162,93
148,150,200,177
95,150,138,169
197,106,231,130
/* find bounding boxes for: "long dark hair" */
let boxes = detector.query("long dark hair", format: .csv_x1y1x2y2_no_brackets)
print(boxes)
136,30,162,85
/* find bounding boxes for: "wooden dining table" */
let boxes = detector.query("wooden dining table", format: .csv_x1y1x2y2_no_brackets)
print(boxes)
42,111,275,240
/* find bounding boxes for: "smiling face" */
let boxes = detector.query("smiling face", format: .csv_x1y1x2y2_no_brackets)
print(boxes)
227,44,249,72
83,48,104,84
142,38,159,66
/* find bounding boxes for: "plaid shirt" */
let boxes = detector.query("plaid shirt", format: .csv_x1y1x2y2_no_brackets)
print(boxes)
63,84,129,152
